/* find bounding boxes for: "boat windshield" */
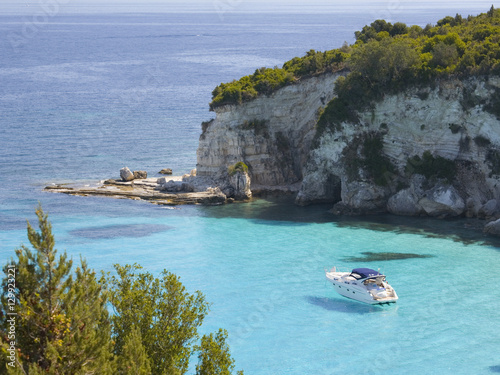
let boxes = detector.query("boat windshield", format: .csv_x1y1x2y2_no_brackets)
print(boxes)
350,268,381,279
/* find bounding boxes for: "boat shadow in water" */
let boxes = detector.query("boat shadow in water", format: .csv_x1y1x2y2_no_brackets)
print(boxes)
305,296,394,314
490,365,500,373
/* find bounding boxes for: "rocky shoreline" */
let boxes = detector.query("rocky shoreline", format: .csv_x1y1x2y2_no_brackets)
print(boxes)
44,167,252,206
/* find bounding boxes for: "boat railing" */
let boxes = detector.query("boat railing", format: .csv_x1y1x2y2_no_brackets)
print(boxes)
326,266,350,274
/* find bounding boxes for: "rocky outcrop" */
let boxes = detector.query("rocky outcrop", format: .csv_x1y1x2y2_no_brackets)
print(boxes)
196,72,500,225
197,73,345,190
387,175,426,216
332,180,389,215
157,179,195,193
219,171,252,201
477,199,499,220
298,76,500,212
45,167,254,207
45,175,228,206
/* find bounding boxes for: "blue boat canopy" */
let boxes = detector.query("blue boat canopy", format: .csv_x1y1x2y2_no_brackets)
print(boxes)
350,268,381,279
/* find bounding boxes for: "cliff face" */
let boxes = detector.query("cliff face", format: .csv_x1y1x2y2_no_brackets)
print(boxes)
197,72,500,218
197,73,344,192
298,75,500,217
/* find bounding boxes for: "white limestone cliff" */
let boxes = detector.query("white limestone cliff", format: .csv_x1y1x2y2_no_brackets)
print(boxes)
197,73,344,192
196,72,500,220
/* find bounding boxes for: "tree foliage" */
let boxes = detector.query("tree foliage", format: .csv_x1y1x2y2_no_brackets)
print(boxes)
195,329,243,375
116,326,151,375
210,48,349,110
210,6,500,122
1,205,243,375
228,161,249,176
0,204,113,375
108,263,210,375
313,6,500,135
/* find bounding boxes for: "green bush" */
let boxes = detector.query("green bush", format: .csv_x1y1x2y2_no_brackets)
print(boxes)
474,135,492,147
228,162,249,176
239,119,268,137
361,134,397,186
406,151,456,182
341,133,396,186
484,87,500,117
210,48,348,109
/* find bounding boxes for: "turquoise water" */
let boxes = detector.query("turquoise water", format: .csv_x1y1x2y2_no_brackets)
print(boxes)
4,197,500,374
2,2,500,374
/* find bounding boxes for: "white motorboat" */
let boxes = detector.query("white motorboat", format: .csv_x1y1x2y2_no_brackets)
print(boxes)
325,267,398,304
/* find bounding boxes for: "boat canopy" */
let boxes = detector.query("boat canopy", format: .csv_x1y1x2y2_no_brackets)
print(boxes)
350,268,382,279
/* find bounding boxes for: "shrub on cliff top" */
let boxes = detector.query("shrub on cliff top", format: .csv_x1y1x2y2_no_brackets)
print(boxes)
228,162,249,176
210,49,348,110
210,67,295,110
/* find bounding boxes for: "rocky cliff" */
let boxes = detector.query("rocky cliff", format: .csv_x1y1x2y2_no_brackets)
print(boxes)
197,73,344,194
197,72,500,221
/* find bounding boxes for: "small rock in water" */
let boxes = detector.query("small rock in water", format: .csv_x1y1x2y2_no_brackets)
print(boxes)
120,167,134,182
159,168,173,175
133,170,148,179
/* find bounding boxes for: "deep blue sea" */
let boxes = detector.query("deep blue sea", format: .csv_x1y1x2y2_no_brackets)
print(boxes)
2,1,500,374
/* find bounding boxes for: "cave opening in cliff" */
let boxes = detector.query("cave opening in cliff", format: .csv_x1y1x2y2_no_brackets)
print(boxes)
326,174,342,203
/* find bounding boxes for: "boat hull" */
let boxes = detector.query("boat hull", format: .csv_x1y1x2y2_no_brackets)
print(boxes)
326,271,398,305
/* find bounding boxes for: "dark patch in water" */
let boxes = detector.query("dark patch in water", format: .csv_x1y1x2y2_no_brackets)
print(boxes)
490,365,500,373
201,197,500,248
342,251,434,262
70,224,172,239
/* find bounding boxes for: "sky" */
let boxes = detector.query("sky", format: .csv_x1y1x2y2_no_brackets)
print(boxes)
1,0,497,14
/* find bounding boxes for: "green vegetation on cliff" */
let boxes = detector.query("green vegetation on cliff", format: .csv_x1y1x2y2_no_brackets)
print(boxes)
210,6,500,119
210,49,349,110
317,6,500,133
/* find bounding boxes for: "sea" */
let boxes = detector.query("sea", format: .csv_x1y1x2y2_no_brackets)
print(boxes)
1,1,500,374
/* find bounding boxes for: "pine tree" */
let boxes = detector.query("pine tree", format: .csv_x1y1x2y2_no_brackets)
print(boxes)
108,264,210,375
0,205,244,374
116,325,151,375
488,5,495,17
0,204,113,374
195,329,244,375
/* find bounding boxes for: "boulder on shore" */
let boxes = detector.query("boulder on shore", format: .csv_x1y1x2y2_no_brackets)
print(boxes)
133,170,148,179
120,167,135,182
484,218,500,236
418,185,465,218
339,180,389,214
477,199,498,220
157,179,194,193
387,188,424,216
